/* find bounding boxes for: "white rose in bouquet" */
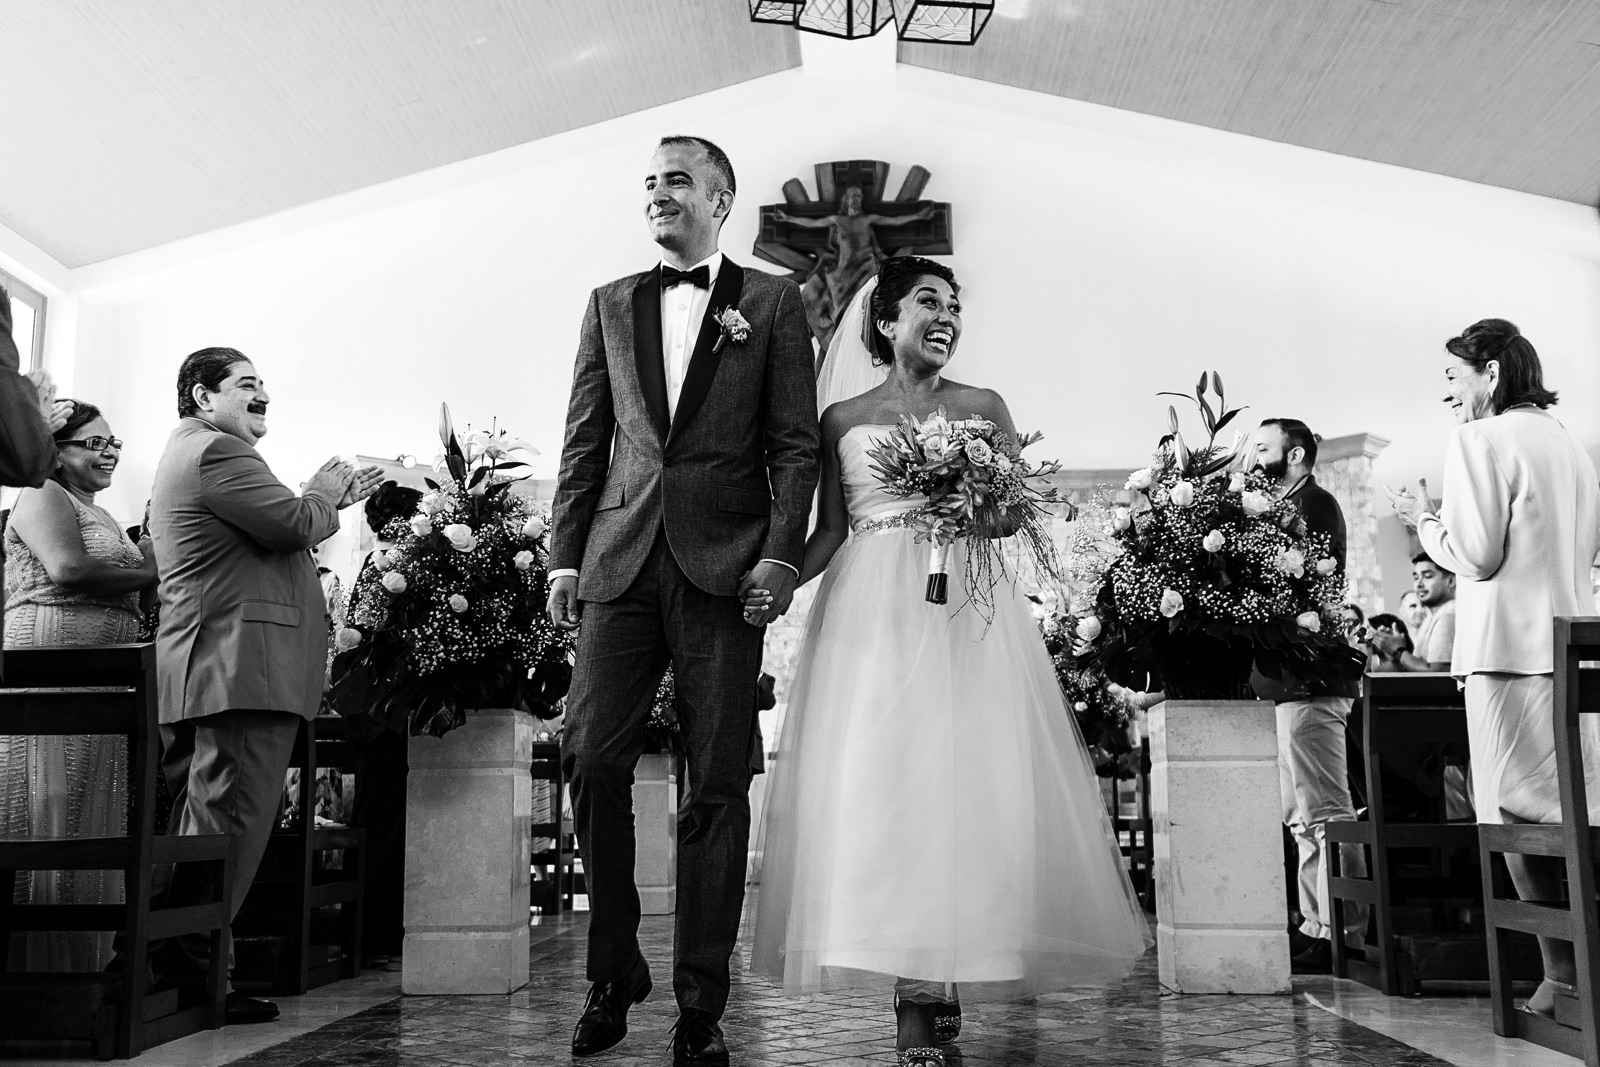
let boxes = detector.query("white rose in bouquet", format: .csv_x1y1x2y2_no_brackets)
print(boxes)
371,548,391,571
993,453,1013,473
1276,548,1306,578
1159,589,1184,617
409,515,433,536
963,438,994,466
1075,615,1103,642
1296,611,1322,632
1316,557,1337,576
1126,467,1153,490
448,593,469,613
334,626,363,651
513,549,535,571
1113,507,1132,531
381,571,408,594
1202,529,1226,553
1241,490,1273,516
522,515,548,539
443,523,477,553
1170,480,1196,506
1228,471,1247,493
421,491,447,514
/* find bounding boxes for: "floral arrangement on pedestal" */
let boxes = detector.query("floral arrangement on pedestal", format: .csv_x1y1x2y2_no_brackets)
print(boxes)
1040,610,1141,778
1074,373,1364,699
329,405,574,738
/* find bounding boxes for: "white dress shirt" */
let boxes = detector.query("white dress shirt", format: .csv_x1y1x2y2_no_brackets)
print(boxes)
549,250,797,585
661,251,722,418
1416,407,1600,676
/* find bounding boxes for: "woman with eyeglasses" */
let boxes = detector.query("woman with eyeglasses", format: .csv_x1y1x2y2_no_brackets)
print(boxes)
1,399,157,970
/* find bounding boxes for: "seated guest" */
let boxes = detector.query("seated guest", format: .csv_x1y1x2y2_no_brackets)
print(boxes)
1,400,157,970
1362,613,1412,672
1398,590,1428,637
1339,602,1365,643
1369,554,1455,672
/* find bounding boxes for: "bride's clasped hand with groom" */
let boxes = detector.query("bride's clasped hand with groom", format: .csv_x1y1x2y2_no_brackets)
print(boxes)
545,134,1149,1067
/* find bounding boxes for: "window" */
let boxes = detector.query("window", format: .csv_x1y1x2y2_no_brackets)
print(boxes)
0,267,46,372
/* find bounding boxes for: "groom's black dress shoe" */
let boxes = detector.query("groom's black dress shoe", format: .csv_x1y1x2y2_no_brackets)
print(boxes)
670,1011,730,1066
570,955,652,1057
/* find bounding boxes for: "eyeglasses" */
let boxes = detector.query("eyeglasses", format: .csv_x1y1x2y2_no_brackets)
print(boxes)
61,436,123,452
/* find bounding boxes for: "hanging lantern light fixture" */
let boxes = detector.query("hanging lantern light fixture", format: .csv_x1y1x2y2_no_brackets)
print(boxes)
749,0,993,44
892,0,995,44
749,0,804,24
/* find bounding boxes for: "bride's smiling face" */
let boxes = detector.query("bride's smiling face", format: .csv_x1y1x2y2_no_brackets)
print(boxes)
881,276,962,371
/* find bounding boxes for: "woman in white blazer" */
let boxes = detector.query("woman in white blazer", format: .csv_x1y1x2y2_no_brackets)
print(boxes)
1389,318,1600,1018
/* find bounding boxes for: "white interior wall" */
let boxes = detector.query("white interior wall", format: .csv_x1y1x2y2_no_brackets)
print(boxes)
14,67,1600,593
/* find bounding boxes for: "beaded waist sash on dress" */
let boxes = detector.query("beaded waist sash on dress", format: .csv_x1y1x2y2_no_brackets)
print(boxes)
853,511,922,537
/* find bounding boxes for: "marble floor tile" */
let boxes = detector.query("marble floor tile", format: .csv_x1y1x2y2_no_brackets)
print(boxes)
5,908,1586,1066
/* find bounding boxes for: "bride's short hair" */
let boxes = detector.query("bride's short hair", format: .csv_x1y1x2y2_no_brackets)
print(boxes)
868,256,959,366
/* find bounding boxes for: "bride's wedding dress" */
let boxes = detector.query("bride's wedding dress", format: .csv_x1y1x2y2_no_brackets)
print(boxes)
750,422,1153,998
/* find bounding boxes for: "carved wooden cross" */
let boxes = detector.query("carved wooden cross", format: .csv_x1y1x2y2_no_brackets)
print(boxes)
754,159,951,351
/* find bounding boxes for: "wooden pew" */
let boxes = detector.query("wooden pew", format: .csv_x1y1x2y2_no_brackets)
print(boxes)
234,715,364,995
0,644,232,1059
1327,671,1482,994
1479,619,1600,1064
530,739,576,914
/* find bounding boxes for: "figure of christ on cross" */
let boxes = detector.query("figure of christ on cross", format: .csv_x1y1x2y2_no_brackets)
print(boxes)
754,160,951,353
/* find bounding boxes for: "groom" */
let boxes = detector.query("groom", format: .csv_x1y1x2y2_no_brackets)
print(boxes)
547,135,819,1064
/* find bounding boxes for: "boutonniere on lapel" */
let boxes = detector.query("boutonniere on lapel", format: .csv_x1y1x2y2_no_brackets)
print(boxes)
711,306,752,354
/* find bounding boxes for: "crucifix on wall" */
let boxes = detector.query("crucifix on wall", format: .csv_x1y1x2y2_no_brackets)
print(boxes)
754,160,952,351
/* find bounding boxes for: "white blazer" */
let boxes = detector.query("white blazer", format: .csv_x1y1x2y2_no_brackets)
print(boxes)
1417,406,1600,677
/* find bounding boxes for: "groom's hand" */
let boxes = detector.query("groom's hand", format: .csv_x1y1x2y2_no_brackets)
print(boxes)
547,575,582,631
739,562,797,627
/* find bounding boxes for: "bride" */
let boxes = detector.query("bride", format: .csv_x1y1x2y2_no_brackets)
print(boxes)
746,256,1152,1066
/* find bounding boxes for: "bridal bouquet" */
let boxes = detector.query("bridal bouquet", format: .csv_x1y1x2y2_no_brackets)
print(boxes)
865,407,1063,614
1074,373,1364,698
329,405,574,738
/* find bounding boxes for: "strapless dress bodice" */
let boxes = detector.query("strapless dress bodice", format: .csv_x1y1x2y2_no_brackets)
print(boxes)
838,424,926,533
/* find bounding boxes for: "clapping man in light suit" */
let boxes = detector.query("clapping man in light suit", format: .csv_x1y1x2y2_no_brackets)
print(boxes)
148,347,381,1023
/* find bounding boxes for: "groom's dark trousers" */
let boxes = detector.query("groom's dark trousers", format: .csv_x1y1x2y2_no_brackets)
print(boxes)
550,259,818,1022
564,530,764,1020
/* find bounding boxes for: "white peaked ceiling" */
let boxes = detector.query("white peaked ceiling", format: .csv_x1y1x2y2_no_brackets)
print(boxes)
1,0,1598,269
0,0,800,267
907,0,1600,207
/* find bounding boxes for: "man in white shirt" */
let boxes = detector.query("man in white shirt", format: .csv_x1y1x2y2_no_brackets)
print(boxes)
1372,553,1456,671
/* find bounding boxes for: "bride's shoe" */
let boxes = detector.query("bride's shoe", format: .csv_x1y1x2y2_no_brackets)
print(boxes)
933,999,962,1044
894,994,946,1066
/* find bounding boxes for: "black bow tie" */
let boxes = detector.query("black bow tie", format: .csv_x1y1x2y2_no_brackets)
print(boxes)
660,264,711,289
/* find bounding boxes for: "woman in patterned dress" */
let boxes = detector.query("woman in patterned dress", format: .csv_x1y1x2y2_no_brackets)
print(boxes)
2,400,158,970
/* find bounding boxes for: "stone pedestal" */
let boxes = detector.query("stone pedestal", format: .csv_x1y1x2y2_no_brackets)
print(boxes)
403,708,533,995
1151,699,1290,995
634,753,677,915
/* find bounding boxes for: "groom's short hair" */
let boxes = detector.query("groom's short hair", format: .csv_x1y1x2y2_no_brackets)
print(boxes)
658,135,736,197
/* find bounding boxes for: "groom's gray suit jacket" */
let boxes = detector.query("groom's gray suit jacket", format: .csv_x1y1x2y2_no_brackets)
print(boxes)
551,258,819,602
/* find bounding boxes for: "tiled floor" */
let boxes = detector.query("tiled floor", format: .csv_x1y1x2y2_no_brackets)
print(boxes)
75,912,1563,1067
9,912,1584,1066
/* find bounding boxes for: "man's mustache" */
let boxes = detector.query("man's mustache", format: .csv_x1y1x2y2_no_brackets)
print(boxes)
247,403,268,414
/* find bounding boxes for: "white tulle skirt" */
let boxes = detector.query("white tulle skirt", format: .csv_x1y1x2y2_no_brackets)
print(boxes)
749,525,1153,1000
